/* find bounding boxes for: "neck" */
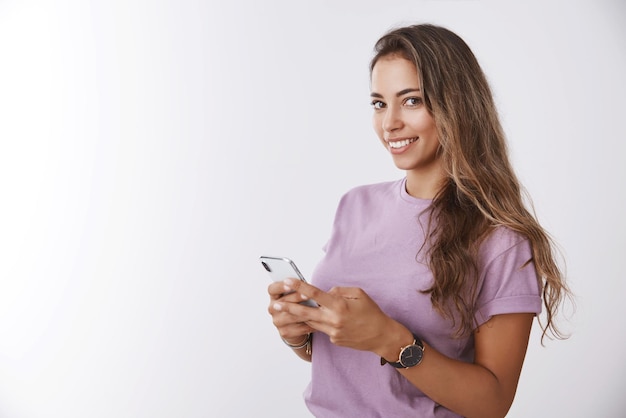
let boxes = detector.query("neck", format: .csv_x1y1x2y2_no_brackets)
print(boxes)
405,168,445,199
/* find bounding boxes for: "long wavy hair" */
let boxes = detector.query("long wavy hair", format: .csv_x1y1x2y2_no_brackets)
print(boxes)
371,24,570,342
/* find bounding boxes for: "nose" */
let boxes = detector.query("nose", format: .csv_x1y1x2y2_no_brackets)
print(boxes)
382,105,402,133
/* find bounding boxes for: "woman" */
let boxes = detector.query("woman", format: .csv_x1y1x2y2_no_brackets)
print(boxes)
267,24,569,418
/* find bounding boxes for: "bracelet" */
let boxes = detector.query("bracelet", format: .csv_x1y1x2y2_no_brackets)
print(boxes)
284,333,312,356
281,333,311,349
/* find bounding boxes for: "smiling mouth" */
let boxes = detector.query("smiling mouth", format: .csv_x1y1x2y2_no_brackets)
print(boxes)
388,137,418,149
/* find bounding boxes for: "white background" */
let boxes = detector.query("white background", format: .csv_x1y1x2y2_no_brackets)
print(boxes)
0,0,624,417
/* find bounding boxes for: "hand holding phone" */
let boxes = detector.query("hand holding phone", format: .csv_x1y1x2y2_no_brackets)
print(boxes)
260,256,318,308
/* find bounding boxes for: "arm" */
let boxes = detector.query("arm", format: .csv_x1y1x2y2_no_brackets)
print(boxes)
381,313,533,418
274,278,534,418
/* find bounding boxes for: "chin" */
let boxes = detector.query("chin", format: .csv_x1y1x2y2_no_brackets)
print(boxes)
391,158,420,171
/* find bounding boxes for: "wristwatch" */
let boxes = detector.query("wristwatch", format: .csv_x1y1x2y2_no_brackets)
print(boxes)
380,334,425,368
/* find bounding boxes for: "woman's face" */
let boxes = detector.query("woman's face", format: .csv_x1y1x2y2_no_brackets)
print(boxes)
370,56,441,178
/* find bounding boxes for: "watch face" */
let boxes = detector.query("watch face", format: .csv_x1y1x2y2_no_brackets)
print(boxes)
400,345,424,367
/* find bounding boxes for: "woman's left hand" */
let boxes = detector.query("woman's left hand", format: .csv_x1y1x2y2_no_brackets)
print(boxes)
272,278,403,354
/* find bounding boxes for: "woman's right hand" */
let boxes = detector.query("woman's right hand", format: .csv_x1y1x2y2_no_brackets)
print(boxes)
267,280,315,344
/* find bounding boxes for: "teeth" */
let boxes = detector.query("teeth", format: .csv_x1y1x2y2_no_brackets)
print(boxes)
388,137,418,149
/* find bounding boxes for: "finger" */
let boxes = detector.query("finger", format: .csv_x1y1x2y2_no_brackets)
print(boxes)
279,326,315,341
300,319,334,337
281,292,312,304
268,281,290,299
282,278,336,308
270,310,310,329
268,310,315,337
268,297,314,319
272,298,322,324
328,286,364,299
271,313,316,339
282,321,315,336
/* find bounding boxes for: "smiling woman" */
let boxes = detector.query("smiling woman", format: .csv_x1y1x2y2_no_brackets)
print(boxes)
267,23,571,418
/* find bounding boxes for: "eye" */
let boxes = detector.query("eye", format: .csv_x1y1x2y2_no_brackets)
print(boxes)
370,100,386,110
404,97,423,107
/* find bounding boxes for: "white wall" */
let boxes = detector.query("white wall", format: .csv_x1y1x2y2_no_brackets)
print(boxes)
0,0,624,416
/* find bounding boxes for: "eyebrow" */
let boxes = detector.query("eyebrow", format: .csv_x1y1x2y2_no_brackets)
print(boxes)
370,88,421,98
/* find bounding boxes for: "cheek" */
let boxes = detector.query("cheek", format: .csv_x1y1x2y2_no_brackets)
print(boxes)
412,114,437,137
372,115,383,138
372,117,386,147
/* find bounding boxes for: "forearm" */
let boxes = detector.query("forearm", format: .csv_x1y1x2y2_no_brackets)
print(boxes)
376,317,531,418
396,344,513,418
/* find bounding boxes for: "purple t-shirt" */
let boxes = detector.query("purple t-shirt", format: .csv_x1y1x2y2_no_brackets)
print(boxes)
304,178,542,417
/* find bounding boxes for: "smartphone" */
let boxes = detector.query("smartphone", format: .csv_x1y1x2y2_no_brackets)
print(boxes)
260,256,318,308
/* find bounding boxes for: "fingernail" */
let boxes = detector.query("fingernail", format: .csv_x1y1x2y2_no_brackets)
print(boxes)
273,303,282,311
300,293,308,300
284,278,295,287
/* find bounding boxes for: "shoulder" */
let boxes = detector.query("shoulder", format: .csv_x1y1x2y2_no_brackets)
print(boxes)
338,179,403,205
330,179,403,223
475,226,542,323
480,226,530,257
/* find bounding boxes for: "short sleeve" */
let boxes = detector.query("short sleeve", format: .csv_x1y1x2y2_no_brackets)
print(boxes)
474,229,542,327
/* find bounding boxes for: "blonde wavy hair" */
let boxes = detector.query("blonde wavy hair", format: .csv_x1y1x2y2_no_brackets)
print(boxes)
371,24,571,342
